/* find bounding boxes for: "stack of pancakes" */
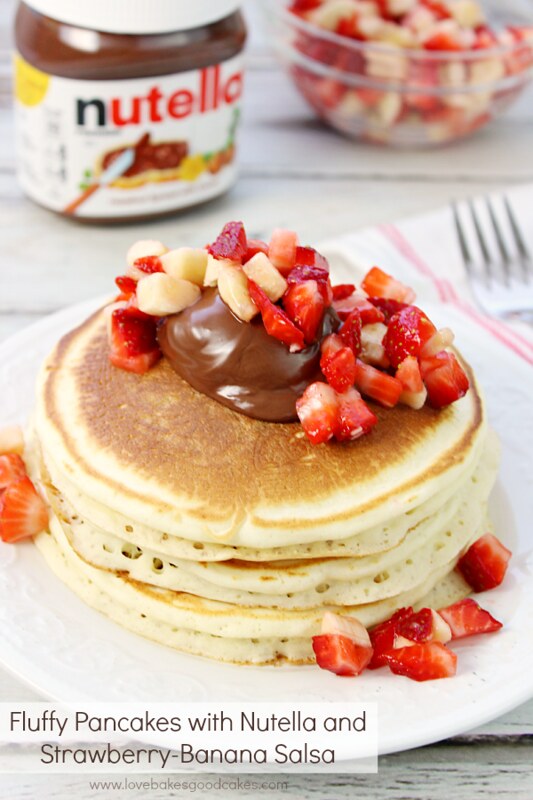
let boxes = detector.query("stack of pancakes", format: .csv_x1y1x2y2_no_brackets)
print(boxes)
28,310,498,665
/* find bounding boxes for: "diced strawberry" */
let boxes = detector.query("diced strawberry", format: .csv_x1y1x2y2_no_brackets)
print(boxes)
283,280,325,344
474,25,498,50
396,356,427,409
333,292,385,324
0,476,48,543
289,0,321,13
133,255,164,275
383,306,437,368
332,284,356,300
320,342,356,393
244,239,269,262
421,0,452,19
0,454,27,490
456,533,511,592
369,607,414,669
361,267,416,304
208,221,247,262
383,642,457,681
115,275,137,301
268,229,299,275
396,608,452,645
109,307,161,375
420,327,454,358
312,634,373,677
354,360,402,408
339,309,362,357
336,387,378,442
286,265,332,304
420,350,469,408
296,382,338,444
424,31,464,51
248,281,305,351
367,297,408,322
439,598,503,640
294,246,329,273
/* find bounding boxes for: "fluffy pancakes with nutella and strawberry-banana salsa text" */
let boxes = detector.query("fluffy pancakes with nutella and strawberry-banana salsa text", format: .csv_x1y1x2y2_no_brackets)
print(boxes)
15,221,505,668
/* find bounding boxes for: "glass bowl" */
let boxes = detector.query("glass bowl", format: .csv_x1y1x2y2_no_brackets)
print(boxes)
268,0,533,146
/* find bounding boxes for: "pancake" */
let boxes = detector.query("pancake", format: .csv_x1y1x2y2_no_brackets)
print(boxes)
29,305,497,664
34,309,486,548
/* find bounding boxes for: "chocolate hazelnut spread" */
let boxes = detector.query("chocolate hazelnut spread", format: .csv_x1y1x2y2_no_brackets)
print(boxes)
157,289,340,422
14,1,246,222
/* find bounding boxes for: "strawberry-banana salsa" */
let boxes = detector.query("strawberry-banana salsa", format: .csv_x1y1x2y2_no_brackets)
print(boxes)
285,0,533,144
0,220,511,681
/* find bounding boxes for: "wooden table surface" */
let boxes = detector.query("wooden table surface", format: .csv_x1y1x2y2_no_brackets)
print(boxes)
1,0,532,797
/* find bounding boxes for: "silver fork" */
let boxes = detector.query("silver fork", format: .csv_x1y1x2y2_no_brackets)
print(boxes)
452,195,533,324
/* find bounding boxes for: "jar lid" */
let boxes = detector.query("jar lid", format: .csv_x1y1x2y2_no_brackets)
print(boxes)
22,0,242,34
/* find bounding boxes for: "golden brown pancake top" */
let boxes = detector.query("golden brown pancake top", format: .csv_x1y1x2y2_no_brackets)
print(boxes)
43,312,483,524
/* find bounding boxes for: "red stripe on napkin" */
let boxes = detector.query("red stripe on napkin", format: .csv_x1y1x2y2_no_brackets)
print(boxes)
380,223,533,366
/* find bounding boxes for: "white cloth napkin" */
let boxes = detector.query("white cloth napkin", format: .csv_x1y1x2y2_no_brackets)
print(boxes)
319,184,533,368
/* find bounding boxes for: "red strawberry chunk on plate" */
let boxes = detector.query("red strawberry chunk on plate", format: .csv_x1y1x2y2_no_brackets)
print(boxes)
361,267,416,304
0,454,27,490
339,309,362,357
133,255,164,274
295,382,338,444
268,229,299,274
109,307,161,374
367,296,408,322
284,279,325,344
286,265,332,304
333,292,385,324
383,306,437,368
332,283,356,301
354,359,403,408
383,642,457,681
439,598,503,640
368,607,414,669
294,246,329,273
420,350,469,408
115,275,137,300
336,387,377,442
457,533,511,592
396,356,427,409
244,239,269,262
321,343,356,394
249,281,305,352
0,476,48,543
208,221,247,262
312,634,373,677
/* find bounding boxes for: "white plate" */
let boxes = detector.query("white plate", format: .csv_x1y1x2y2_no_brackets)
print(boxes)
0,296,532,757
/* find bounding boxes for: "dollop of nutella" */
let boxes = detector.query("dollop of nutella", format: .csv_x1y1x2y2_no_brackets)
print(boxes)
158,288,339,422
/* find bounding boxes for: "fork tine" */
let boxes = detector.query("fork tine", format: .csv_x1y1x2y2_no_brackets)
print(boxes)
503,196,532,284
468,200,492,287
452,202,474,277
486,197,511,286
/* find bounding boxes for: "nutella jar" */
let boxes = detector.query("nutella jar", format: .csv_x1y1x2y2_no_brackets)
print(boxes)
13,1,246,222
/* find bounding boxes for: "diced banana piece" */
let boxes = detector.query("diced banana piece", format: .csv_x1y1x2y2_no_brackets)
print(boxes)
337,90,366,117
374,92,402,126
242,253,287,302
405,6,436,35
399,385,428,410
377,21,417,48
217,264,259,322
388,0,416,15
309,0,360,30
449,0,485,29
137,273,200,316
470,58,505,85
440,61,467,88
160,247,208,286
366,49,409,81
0,425,25,455
361,322,389,367
126,239,167,268
203,254,240,287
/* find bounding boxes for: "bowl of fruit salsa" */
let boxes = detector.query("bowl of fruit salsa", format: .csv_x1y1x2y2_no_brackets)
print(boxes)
269,0,533,146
